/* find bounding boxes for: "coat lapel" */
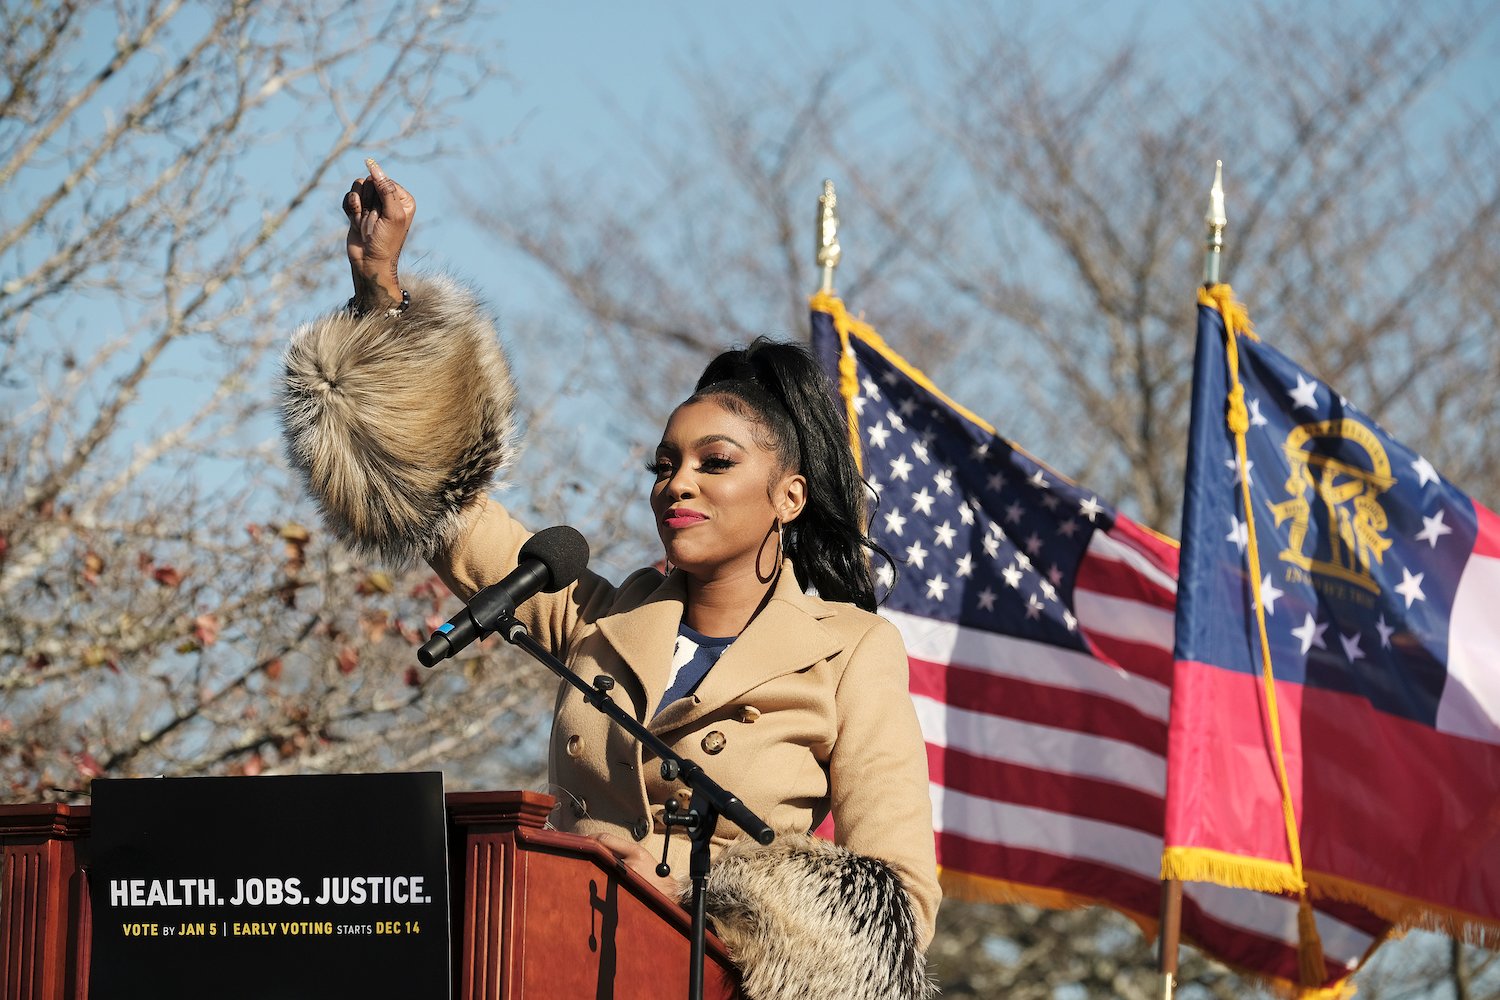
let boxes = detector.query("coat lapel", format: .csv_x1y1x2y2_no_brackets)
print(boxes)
649,563,845,734
594,570,686,720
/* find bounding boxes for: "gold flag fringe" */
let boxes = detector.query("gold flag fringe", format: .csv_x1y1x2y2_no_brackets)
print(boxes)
942,867,1367,998
1161,846,1303,895
1305,873,1500,950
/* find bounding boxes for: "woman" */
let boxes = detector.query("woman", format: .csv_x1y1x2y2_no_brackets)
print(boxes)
282,161,939,1000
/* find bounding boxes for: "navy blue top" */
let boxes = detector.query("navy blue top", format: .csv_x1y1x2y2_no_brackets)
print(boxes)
654,623,735,717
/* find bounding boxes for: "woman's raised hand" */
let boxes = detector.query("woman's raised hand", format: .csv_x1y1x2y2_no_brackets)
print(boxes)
344,158,415,313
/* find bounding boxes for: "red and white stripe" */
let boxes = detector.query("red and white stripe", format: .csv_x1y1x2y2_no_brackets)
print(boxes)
891,514,1385,985
1437,501,1500,746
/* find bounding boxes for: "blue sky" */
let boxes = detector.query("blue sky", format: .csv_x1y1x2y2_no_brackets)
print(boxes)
16,3,1496,991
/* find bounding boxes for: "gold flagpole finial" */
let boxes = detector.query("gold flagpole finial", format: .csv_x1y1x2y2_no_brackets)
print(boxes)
1203,160,1227,287
817,179,841,295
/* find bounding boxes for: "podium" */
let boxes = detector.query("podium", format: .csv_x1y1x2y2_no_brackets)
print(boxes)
0,790,742,999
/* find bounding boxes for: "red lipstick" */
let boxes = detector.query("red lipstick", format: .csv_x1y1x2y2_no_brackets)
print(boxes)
663,508,707,529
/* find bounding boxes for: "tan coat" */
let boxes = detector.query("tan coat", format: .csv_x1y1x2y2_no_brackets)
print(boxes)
433,497,942,946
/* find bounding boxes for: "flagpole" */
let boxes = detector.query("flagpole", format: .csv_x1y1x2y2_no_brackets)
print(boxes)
1159,161,1229,1000
1203,160,1226,288
817,178,841,295
1157,878,1184,998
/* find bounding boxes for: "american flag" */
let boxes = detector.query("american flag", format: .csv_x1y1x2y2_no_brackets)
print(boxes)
810,293,1390,993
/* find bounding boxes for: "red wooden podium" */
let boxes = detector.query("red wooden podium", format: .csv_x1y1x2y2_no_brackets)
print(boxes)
0,790,741,999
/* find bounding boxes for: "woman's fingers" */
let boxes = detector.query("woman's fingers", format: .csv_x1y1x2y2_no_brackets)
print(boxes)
594,832,636,858
594,832,655,869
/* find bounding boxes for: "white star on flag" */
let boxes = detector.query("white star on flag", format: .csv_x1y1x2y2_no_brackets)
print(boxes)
955,553,974,578
1224,456,1254,485
1411,456,1439,488
1225,516,1248,553
957,503,975,526
868,423,891,449
861,377,882,400
1028,469,1049,490
981,534,1000,558
876,562,895,589
1001,564,1023,589
934,470,954,495
1004,501,1024,524
889,454,913,481
1291,613,1329,655
976,587,997,611
1248,397,1269,427
887,410,906,432
1025,595,1045,620
1395,567,1426,608
911,488,935,515
1415,511,1452,548
898,397,918,417
987,471,1007,493
1288,373,1320,410
926,575,949,600
1375,614,1395,649
912,441,931,464
1025,533,1044,556
1057,519,1079,538
905,540,929,570
971,441,990,460
933,521,957,548
1079,496,1104,522
883,509,907,536
1339,632,1364,663
851,395,867,415
1259,574,1285,615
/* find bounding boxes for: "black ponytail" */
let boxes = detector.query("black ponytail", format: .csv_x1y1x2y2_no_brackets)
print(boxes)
692,337,891,611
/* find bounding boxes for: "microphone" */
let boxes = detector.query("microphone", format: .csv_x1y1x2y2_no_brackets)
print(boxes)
418,525,589,667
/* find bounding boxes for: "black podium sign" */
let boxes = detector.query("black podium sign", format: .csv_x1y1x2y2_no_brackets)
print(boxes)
88,772,450,1000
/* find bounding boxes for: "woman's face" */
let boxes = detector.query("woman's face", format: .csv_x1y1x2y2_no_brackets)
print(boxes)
649,397,805,581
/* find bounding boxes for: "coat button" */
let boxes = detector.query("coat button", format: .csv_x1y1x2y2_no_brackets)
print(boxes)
631,817,650,841
737,706,761,724
701,731,727,754
565,735,584,757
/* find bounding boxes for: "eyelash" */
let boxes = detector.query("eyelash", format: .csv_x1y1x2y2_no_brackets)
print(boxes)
646,455,736,477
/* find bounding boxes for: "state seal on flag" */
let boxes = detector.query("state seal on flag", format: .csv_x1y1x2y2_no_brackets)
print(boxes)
1269,419,1394,596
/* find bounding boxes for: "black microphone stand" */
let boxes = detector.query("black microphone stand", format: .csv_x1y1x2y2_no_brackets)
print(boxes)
494,612,773,1000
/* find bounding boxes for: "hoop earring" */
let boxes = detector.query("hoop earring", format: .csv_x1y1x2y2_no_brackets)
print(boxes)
755,518,782,584
776,520,784,564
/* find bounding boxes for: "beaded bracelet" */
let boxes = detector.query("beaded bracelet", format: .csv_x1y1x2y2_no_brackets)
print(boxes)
345,288,410,319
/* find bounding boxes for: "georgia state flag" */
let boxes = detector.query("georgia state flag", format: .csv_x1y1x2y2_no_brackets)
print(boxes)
1165,294,1500,941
